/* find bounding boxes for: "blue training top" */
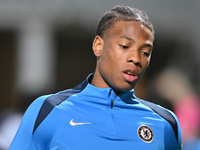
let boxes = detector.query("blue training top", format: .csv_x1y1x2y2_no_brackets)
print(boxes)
9,74,182,150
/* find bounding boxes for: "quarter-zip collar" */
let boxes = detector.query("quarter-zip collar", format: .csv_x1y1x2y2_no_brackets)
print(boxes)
80,73,138,104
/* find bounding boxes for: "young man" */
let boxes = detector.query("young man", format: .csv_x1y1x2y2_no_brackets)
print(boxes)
9,5,182,150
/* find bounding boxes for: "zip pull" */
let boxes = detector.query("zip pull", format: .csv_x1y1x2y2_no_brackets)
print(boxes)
111,100,114,108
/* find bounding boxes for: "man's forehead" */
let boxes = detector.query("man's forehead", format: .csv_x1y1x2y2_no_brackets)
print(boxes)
112,21,153,39
112,21,152,34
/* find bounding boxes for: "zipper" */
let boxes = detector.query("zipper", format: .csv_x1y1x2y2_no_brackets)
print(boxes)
111,100,114,108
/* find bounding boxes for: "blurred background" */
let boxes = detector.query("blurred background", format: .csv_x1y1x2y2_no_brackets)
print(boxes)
0,0,200,149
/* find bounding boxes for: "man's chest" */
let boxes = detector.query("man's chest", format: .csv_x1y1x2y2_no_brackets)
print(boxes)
49,105,165,150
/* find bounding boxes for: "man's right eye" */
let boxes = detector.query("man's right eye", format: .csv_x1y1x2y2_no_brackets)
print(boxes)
120,45,129,49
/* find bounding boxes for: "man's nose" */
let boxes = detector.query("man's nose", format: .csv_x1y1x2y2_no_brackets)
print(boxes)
127,50,141,67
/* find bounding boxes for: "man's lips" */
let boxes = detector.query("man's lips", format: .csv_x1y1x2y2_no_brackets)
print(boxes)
122,70,138,82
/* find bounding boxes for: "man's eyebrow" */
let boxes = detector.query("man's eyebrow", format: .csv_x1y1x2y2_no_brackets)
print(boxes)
119,36,134,42
142,43,153,49
119,36,153,48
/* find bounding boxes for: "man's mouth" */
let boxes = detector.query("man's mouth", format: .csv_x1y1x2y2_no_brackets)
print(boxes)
123,71,138,82
127,72,135,75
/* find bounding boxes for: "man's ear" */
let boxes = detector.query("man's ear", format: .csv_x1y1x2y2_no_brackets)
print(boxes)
92,36,103,57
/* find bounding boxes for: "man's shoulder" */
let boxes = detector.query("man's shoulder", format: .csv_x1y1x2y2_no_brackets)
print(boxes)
136,97,177,123
136,97,180,144
32,89,77,133
41,78,89,107
32,80,89,134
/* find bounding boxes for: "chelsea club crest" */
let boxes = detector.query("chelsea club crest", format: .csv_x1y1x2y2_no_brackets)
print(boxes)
138,125,154,143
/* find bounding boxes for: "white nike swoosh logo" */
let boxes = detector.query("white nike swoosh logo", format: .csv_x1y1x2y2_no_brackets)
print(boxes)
70,119,91,126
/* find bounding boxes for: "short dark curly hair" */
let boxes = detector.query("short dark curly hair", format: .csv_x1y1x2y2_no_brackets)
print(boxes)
96,5,154,38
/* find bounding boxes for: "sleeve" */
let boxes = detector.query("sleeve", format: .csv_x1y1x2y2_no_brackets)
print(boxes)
9,95,50,150
161,107,182,150
167,109,182,150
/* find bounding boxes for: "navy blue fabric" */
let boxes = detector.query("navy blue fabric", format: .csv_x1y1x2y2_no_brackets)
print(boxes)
33,80,88,134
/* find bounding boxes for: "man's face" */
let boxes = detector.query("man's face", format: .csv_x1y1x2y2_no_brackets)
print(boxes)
92,21,154,93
